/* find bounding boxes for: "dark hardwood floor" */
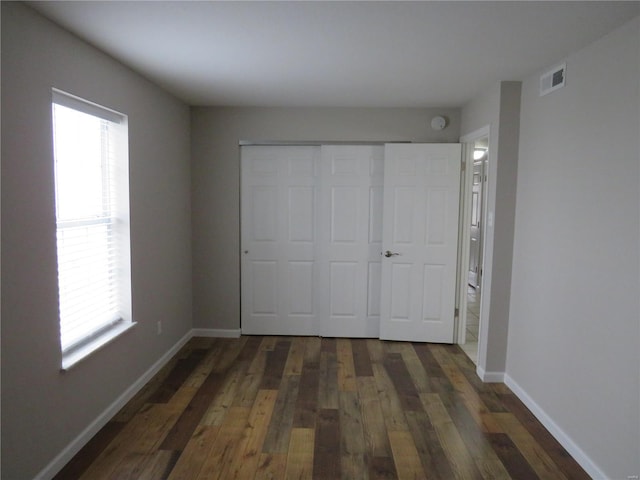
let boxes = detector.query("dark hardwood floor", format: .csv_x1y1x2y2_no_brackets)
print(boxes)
54,336,590,479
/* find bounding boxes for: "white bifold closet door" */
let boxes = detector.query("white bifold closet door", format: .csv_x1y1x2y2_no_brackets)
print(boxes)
241,146,319,336
241,143,461,342
317,145,384,337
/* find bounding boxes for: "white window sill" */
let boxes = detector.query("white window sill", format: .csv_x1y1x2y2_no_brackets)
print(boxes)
61,321,137,371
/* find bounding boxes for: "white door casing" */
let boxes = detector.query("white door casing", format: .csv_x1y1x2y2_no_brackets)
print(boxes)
317,145,384,337
379,144,462,343
241,146,319,335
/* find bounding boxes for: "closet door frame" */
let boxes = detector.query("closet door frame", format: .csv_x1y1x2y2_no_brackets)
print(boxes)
240,142,463,343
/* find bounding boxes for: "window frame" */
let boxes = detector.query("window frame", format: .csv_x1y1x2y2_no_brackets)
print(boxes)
51,89,134,370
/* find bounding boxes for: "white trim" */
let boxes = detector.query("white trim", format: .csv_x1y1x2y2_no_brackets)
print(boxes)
476,365,504,383
504,374,607,480
35,330,193,480
458,125,491,379
61,321,137,371
238,140,410,147
52,88,125,124
460,125,490,144
455,143,474,344
192,328,241,338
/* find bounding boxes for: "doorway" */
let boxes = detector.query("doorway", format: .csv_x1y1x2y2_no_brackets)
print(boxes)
458,135,489,364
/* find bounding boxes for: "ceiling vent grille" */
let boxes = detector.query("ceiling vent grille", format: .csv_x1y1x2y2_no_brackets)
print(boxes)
540,63,566,96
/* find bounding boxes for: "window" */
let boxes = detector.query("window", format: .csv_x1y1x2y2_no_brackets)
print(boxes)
52,90,133,369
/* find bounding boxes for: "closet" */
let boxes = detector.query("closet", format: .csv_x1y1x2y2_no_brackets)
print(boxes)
241,143,461,343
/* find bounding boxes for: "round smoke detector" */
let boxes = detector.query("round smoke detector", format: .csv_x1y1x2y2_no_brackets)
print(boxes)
430,116,447,131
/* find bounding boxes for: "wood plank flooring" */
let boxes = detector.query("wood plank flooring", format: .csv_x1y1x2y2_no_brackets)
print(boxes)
54,336,589,480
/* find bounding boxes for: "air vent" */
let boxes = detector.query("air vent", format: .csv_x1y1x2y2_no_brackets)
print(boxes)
540,63,566,96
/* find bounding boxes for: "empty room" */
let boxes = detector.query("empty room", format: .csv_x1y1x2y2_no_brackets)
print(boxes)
2,1,639,479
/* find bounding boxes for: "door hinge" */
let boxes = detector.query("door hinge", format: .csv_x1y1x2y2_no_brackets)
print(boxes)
455,307,460,318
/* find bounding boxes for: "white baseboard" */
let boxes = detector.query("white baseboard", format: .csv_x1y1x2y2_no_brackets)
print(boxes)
504,374,607,480
476,365,505,383
36,327,243,479
191,328,241,338
34,330,193,480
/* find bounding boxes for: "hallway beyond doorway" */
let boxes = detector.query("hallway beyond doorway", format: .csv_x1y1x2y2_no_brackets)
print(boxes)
461,286,479,363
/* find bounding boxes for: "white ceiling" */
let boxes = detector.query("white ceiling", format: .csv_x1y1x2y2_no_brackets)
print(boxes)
29,1,639,107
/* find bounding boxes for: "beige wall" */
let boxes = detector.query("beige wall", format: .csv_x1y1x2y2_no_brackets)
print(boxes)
1,4,193,478
191,107,461,330
508,17,639,478
460,81,521,376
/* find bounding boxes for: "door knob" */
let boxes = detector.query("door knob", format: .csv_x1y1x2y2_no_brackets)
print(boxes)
384,250,400,258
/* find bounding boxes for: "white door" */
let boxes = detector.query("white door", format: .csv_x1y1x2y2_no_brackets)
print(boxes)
317,145,384,337
241,146,319,335
379,144,462,343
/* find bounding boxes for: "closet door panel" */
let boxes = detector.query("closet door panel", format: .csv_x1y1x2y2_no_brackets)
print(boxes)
330,186,359,243
251,186,278,241
329,261,358,316
369,186,384,243
367,261,382,318
241,146,319,335
288,186,314,242
318,145,384,338
251,261,278,315
288,260,314,315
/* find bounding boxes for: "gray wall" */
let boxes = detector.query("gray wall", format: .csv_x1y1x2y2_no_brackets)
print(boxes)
460,81,521,376
191,107,461,330
1,4,193,479
508,17,639,478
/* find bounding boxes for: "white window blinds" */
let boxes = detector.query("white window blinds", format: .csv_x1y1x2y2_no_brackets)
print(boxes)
52,90,132,367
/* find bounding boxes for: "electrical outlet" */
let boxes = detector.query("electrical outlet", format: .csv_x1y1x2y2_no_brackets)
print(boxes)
156,321,162,335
